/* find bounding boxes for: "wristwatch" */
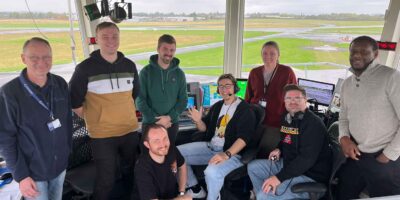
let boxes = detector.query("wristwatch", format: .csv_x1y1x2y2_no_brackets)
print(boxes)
224,150,232,159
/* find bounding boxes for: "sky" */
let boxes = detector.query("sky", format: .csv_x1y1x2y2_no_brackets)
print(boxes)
0,0,390,15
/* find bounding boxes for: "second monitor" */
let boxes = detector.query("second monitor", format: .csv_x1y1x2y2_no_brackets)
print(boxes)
298,78,335,107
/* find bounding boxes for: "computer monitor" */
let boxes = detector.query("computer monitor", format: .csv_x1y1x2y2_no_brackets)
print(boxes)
187,94,196,109
298,78,335,107
236,78,248,99
201,83,222,108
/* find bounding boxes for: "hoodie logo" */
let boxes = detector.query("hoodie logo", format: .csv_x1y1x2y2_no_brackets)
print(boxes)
171,77,176,83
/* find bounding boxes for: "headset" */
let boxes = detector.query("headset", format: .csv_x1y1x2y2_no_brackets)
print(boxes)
285,111,305,124
216,74,240,94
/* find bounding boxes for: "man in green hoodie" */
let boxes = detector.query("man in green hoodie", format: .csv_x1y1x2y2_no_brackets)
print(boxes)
137,34,188,143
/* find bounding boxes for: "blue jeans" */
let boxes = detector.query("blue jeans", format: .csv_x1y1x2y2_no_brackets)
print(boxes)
248,159,320,200
26,170,66,200
177,142,243,200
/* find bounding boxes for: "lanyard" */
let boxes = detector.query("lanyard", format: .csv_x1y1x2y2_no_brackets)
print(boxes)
19,75,54,120
263,65,278,96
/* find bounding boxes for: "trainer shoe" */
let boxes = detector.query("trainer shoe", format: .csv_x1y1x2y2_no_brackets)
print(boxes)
186,186,207,199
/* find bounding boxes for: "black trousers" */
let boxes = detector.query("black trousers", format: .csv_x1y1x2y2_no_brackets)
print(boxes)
91,132,140,200
337,151,400,200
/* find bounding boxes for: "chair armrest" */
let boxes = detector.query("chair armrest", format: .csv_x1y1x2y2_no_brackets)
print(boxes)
191,131,206,142
240,148,258,164
291,182,327,194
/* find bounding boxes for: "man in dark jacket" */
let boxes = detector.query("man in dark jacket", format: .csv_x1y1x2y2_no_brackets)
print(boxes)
69,22,140,200
0,37,72,200
177,74,256,200
248,84,331,200
136,34,187,143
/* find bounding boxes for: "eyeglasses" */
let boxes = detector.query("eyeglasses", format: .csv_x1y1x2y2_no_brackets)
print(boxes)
284,96,305,102
218,84,233,90
27,56,52,63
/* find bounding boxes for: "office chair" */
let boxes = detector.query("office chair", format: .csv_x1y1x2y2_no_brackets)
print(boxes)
220,104,265,200
291,121,346,200
64,114,95,200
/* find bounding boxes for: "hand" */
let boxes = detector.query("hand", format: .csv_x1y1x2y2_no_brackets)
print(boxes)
268,148,281,161
340,136,361,160
188,106,203,123
19,177,39,198
155,115,172,128
262,176,281,194
176,194,192,200
376,153,390,164
209,152,229,165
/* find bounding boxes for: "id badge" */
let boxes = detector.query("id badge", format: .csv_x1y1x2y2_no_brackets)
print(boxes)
47,119,62,132
259,100,267,108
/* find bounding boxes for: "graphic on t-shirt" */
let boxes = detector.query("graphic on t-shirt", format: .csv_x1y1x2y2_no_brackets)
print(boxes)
216,114,230,138
283,134,292,144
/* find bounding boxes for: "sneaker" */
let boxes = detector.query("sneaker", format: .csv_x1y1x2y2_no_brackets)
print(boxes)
250,190,256,200
186,186,207,199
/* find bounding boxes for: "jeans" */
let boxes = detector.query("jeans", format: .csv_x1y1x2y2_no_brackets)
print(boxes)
91,132,140,200
26,170,66,200
248,159,319,200
177,142,243,200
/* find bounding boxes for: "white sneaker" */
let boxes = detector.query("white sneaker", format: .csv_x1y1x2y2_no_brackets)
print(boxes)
186,186,207,199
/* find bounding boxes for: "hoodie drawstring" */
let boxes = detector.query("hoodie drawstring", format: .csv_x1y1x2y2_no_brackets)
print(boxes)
116,73,120,89
109,73,114,90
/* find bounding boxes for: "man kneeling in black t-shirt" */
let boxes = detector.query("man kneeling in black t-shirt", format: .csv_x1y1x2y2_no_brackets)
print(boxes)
135,124,192,200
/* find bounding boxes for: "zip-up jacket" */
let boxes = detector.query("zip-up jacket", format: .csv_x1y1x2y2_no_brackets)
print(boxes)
0,69,72,182
276,109,332,183
136,54,187,124
69,50,140,138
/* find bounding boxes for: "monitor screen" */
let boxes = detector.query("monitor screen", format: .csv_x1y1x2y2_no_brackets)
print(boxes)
201,83,222,107
298,78,335,106
187,94,196,109
236,78,248,99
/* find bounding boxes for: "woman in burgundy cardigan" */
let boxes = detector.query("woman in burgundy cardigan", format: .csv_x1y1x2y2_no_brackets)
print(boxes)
245,41,297,157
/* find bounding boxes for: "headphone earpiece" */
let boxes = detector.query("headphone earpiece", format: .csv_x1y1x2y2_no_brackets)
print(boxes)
285,111,304,124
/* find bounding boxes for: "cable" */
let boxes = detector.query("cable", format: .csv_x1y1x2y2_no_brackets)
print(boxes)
24,0,48,39
267,159,293,196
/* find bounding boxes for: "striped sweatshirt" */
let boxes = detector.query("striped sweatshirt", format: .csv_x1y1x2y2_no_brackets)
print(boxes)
69,50,140,138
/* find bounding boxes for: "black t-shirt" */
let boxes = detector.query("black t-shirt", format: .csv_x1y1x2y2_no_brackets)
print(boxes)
135,146,185,200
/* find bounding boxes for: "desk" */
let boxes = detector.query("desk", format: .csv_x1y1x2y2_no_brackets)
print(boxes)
0,180,22,200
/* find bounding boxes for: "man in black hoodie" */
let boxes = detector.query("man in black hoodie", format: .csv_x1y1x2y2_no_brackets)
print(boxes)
69,22,140,200
247,84,331,200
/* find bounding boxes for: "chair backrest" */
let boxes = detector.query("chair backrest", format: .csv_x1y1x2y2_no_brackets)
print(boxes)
327,121,339,145
67,113,93,170
249,104,265,128
327,122,346,200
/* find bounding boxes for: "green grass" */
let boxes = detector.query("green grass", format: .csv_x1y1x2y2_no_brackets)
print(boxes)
312,27,383,35
0,30,275,72
140,37,349,70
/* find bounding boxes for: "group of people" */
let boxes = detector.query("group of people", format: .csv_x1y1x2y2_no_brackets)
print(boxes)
0,20,399,200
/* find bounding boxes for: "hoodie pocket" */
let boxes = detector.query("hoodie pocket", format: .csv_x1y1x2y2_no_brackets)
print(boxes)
99,102,136,126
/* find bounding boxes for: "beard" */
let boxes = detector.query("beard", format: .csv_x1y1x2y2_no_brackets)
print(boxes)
351,59,374,75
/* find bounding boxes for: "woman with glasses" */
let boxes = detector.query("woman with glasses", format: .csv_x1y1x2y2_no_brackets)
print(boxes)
245,41,297,157
177,74,256,200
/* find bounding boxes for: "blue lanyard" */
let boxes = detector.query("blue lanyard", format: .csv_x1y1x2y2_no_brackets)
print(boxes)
19,75,55,120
